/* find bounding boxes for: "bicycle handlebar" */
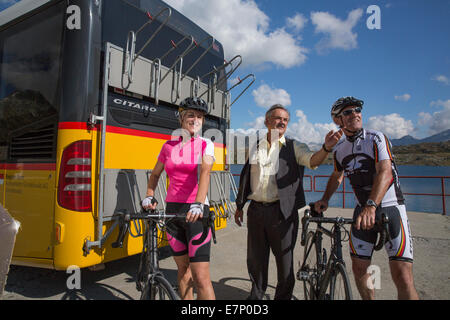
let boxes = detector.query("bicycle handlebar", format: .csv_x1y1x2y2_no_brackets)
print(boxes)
300,204,353,246
300,202,391,251
111,209,216,249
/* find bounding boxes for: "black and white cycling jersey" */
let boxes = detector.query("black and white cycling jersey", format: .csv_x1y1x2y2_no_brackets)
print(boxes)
333,128,405,207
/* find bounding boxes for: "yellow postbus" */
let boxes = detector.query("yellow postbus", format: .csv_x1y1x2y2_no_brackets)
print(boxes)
0,0,253,270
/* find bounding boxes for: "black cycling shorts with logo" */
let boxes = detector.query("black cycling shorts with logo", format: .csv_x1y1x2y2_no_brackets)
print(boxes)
165,202,212,263
349,204,413,262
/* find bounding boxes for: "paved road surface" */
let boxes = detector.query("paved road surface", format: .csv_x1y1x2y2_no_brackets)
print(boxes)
2,207,449,300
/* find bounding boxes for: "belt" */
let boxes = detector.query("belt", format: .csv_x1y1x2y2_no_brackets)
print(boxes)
252,200,279,207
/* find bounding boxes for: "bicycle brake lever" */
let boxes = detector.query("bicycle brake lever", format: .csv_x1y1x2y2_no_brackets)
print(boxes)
210,221,217,244
208,213,217,244
382,215,393,248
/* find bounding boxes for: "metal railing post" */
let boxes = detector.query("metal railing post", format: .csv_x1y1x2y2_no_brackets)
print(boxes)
342,178,346,209
442,177,446,215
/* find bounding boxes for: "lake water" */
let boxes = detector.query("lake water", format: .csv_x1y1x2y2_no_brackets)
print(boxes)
229,164,450,215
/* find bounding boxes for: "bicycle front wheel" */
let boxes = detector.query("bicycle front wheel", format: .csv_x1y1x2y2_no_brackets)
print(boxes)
301,231,320,300
140,275,180,300
329,263,352,300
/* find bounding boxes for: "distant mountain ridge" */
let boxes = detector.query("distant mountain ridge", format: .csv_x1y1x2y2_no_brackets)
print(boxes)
391,129,450,146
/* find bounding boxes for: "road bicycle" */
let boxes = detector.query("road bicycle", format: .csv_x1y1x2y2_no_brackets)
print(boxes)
297,203,390,300
112,209,215,300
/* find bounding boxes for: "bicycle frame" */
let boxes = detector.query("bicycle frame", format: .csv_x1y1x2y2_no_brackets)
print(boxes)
299,206,354,300
299,203,392,300
314,223,346,299
112,209,215,299
136,218,163,291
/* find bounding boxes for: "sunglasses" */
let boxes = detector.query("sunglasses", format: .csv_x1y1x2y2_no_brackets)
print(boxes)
341,106,362,116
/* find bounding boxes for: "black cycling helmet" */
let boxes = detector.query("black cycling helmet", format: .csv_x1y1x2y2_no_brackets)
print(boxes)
179,97,209,115
331,96,364,117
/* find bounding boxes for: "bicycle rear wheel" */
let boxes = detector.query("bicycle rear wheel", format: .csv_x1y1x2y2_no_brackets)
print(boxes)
140,274,180,300
301,231,320,300
329,263,352,300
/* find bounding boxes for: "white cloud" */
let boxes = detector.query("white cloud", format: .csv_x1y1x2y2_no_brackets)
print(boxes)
252,84,291,109
287,110,339,148
366,113,414,139
417,112,432,127
233,116,266,136
432,75,450,86
430,99,450,109
419,100,450,135
286,13,308,32
394,94,411,102
232,109,338,149
164,0,308,68
310,8,363,53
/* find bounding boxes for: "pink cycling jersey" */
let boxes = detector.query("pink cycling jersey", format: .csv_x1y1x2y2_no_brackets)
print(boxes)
157,135,215,204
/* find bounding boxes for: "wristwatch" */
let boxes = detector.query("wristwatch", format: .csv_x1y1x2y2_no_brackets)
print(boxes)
365,199,378,209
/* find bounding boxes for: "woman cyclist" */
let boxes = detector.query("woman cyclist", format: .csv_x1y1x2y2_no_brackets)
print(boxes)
141,97,215,300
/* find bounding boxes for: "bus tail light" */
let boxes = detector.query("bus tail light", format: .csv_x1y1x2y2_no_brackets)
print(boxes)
58,141,92,211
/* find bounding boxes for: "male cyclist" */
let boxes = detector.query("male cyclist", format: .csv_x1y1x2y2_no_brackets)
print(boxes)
315,97,419,300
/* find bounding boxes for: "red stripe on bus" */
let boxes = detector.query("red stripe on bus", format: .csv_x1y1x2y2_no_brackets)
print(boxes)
58,122,226,148
105,125,172,140
58,122,95,130
0,163,56,170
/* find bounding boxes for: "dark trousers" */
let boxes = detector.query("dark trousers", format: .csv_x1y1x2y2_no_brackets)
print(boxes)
246,200,299,300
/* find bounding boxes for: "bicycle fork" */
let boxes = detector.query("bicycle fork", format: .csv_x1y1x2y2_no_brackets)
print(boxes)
297,233,327,283
317,225,345,300
137,221,160,291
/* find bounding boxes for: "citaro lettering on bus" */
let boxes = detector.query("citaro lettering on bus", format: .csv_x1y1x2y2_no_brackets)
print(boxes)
66,5,81,30
113,98,157,113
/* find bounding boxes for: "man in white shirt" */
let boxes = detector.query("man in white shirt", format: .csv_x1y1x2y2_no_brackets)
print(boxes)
235,104,342,300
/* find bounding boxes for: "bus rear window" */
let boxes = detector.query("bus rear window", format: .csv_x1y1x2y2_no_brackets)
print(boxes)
0,2,64,161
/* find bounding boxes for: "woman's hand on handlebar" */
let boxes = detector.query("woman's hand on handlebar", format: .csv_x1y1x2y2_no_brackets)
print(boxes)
314,200,328,213
142,196,158,211
186,202,204,223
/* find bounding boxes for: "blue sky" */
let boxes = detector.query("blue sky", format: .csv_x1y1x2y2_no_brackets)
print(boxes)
1,0,449,147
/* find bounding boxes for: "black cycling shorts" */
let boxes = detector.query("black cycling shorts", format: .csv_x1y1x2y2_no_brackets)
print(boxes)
165,202,212,263
349,204,413,262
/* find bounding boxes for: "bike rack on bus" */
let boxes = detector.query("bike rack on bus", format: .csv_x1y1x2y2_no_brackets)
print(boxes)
209,171,239,219
181,36,215,81
159,35,196,84
122,8,172,89
84,15,255,253
84,41,112,255
161,36,196,104
195,55,242,112
149,35,196,105
149,35,214,105
150,58,162,105
225,73,256,108
198,55,243,99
